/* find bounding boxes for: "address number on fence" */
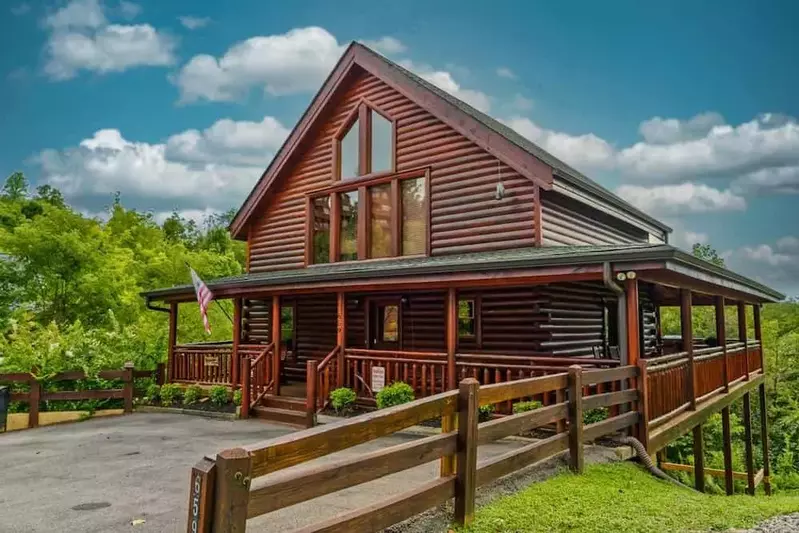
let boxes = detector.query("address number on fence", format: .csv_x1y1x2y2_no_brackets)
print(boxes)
186,458,215,533
372,366,385,393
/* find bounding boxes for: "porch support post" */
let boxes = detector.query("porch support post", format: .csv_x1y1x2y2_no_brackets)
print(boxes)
232,298,242,387
271,295,281,396
693,424,705,492
336,292,346,387
446,287,457,390
754,304,764,372
168,302,178,383
738,301,750,379
759,382,772,495
680,289,696,410
625,278,640,367
722,406,734,495
743,392,756,495
715,297,729,392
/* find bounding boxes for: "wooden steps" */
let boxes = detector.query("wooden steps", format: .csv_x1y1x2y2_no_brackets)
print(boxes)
251,395,309,427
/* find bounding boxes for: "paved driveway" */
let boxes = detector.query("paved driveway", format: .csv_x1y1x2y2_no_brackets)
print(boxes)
0,413,528,533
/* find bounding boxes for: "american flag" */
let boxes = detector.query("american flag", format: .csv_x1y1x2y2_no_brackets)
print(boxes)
190,267,214,334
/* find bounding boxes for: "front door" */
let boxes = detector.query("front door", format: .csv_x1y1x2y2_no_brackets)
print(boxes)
369,298,401,350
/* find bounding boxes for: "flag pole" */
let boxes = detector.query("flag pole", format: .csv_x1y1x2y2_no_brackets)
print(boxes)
185,261,233,324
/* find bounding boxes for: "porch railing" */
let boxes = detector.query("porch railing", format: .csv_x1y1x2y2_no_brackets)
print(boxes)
240,343,275,418
171,343,233,385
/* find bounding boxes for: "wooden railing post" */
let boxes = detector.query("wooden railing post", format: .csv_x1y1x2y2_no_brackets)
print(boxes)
306,361,318,428
271,296,281,396
567,365,584,473
637,359,650,451
187,457,216,533
212,448,251,533
743,392,756,495
721,406,734,495
715,297,729,392
738,302,750,380
241,358,251,420
28,377,40,429
156,363,165,385
759,383,772,495
680,289,696,409
232,298,242,387
454,378,479,527
123,362,134,414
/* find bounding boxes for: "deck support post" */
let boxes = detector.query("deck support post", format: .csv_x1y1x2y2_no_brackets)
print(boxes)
568,365,584,473
271,295,281,396
721,406,734,495
715,297,729,392
759,383,772,495
168,302,178,383
441,287,458,477
754,305,764,371
636,359,650,450
336,292,346,387
232,298,242,387
454,378,479,527
743,392,756,495
625,278,640,368
680,289,696,409
693,424,705,492
738,302,750,379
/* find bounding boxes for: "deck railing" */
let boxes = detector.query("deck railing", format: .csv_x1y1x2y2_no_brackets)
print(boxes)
171,343,233,385
343,348,449,398
187,365,640,533
240,343,275,418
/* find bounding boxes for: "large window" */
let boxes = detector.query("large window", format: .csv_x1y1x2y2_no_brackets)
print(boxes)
308,172,428,264
335,102,394,180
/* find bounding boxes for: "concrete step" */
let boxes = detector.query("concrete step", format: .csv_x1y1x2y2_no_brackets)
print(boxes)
262,395,306,412
252,406,309,428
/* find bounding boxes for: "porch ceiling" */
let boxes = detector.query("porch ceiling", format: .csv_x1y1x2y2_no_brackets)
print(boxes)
141,244,783,304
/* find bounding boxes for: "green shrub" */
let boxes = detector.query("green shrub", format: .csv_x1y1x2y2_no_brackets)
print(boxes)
232,389,242,407
209,385,229,406
512,400,542,414
478,404,494,422
145,383,160,402
183,385,203,405
375,382,415,409
330,387,357,414
584,407,609,425
159,383,181,406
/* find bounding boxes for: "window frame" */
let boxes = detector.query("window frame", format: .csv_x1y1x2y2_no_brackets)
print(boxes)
332,99,397,182
305,167,431,265
457,296,481,345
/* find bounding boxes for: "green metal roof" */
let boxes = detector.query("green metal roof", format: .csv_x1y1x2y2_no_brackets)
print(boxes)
141,244,783,302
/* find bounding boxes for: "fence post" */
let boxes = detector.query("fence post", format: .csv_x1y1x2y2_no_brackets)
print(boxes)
453,378,479,527
123,362,134,414
156,363,166,386
212,448,251,533
306,361,317,428
241,358,251,420
29,377,40,429
187,457,216,533
637,359,650,451
567,365,584,474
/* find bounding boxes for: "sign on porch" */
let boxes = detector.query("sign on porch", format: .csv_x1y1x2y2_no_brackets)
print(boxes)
371,366,386,393
203,355,219,367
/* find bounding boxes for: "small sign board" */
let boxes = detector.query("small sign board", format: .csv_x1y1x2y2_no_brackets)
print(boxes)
186,457,215,533
371,366,386,393
204,355,219,367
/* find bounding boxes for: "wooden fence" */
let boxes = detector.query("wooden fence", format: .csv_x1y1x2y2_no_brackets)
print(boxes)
0,364,162,430
187,365,640,533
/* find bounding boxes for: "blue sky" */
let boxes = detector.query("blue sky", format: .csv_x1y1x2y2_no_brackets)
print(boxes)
2,0,799,295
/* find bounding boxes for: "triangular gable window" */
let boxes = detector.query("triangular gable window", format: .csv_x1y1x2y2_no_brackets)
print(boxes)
335,102,395,180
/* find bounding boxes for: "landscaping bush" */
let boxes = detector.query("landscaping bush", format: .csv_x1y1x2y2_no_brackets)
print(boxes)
330,387,357,415
159,383,181,406
375,382,415,409
209,385,229,406
512,400,542,414
478,404,494,422
183,385,203,405
232,389,242,407
583,407,608,424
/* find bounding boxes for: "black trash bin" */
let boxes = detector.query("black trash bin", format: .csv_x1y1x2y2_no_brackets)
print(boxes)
0,386,8,432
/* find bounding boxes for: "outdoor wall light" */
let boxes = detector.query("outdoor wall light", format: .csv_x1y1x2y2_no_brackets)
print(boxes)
626,271,637,279
616,272,627,281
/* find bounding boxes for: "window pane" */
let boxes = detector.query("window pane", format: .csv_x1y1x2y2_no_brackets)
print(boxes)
340,119,359,179
458,300,475,338
371,111,392,173
383,305,399,342
369,183,392,258
312,196,330,264
339,190,359,261
401,177,427,255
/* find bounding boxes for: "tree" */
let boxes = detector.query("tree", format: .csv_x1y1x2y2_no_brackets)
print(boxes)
2,172,28,200
692,243,725,267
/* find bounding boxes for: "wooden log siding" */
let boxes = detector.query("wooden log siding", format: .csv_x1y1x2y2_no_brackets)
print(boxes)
242,298,270,344
247,68,538,271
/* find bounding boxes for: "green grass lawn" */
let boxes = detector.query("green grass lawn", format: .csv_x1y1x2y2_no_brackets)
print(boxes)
464,462,799,532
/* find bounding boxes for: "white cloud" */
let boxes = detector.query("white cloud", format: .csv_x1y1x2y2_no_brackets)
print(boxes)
504,116,615,171
616,182,746,216
360,37,406,55
11,3,31,16
178,15,211,30
399,59,491,113
731,164,799,195
725,237,799,296
118,1,140,19
42,0,175,80
36,116,289,212
496,67,516,80
510,94,533,112
638,112,725,145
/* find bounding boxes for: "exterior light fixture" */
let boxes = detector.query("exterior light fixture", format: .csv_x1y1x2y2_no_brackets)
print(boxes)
616,272,627,281
626,271,637,279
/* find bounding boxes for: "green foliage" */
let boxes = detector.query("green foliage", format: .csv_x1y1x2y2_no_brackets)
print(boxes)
159,383,181,406
232,389,242,407
330,387,357,414
375,382,415,409
464,462,799,533
183,385,203,405
583,407,608,425
512,400,542,414
478,404,494,422
209,385,229,406
145,383,160,401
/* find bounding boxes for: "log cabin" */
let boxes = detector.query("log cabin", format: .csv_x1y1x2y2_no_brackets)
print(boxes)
144,42,781,493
